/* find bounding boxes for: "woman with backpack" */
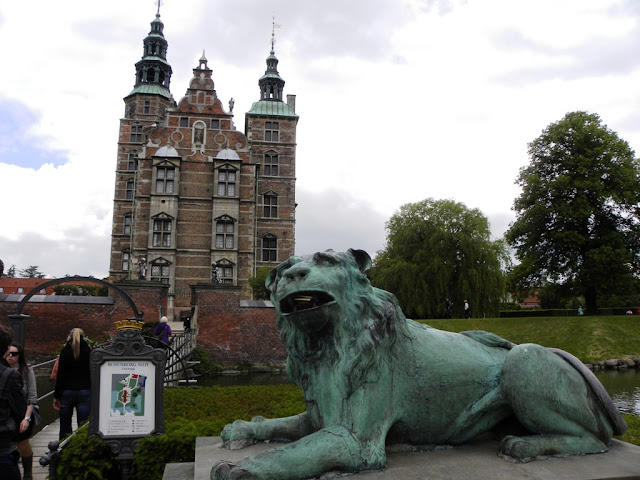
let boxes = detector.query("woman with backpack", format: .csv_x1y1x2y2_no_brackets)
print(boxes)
153,316,172,348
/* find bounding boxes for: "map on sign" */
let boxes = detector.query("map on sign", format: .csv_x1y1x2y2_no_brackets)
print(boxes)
110,373,146,416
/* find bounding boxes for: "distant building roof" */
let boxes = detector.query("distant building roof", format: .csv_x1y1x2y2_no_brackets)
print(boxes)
0,278,53,295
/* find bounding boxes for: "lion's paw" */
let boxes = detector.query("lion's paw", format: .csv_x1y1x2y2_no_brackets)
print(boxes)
498,435,536,463
211,461,256,479
221,419,261,449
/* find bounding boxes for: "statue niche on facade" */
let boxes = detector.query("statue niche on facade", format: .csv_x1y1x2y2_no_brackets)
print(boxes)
212,249,627,480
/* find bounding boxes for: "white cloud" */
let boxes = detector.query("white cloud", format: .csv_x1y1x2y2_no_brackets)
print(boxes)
1,0,639,278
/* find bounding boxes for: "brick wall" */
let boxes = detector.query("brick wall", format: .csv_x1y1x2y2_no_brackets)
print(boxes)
193,286,286,365
0,285,286,366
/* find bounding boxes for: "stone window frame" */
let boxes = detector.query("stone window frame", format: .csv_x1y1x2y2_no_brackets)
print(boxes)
155,165,175,194
152,159,180,197
215,164,238,198
151,212,174,248
123,213,133,235
264,152,279,176
130,124,143,142
214,215,236,250
213,258,235,285
125,178,136,200
127,152,139,171
262,234,278,262
150,257,172,284
121,250,131,271
265,121,279,142
263,191,278,218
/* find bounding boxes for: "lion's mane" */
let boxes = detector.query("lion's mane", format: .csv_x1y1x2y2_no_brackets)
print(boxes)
272,250,409,395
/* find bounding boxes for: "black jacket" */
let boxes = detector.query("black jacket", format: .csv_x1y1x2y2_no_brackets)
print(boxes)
54,338,91,399
0,359,26,451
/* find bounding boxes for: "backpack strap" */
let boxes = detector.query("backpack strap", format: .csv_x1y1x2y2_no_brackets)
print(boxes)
0,367,12,395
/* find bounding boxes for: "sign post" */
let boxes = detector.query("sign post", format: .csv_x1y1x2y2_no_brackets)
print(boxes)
89,320,166,479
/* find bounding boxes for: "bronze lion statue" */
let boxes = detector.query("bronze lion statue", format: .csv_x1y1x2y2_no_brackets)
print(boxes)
212,249,626,480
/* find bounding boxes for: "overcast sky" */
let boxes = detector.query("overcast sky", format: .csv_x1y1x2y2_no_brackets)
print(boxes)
1,0,640,279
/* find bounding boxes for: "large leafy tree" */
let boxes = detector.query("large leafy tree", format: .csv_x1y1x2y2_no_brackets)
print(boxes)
370,198,508,319
506,111,640,312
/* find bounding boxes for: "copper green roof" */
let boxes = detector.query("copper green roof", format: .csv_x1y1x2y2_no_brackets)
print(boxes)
247,100,298,118
126,84,172,99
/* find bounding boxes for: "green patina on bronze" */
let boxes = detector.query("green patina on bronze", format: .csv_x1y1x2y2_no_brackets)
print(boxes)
212,249,627,480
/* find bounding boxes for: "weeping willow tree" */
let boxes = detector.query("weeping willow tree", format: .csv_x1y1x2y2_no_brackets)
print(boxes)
369,198,509,319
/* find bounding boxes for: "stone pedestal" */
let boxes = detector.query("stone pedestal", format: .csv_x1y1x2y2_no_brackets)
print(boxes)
163,435,640,480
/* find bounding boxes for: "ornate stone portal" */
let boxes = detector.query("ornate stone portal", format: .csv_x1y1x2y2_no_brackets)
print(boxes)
211,249,627,480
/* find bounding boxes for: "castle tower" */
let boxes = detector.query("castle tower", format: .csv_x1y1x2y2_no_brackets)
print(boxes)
245,26,299,272
109,12,298,322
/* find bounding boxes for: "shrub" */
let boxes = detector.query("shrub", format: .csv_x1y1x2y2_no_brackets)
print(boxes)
54,429,119,479
190,347,222,376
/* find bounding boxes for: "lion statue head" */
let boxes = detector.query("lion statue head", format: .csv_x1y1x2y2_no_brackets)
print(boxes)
266,249,408,393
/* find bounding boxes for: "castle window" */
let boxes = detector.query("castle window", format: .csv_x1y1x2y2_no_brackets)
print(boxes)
123,214,132,235
215,220,234,249
264,154,278,176
217,169,236,196
213,261,234,284
156,166,175,194
180,117,189,127
150,264,170,284
265,121,279,142
211,119,220,130
144,100,150,114
127,152,138,171
130,124,143,142
125,179,135,200
122,251,130,271
153,219,172,247
262,235,277,262
263,194,278,218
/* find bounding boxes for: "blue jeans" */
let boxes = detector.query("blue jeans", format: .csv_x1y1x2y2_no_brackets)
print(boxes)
59,389,91,440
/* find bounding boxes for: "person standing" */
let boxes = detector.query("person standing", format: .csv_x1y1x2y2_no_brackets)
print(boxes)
6,344,37,480
0,325,27,480
154,316,172,348
445,298,452,319
54,328,91,440
464,299,471,319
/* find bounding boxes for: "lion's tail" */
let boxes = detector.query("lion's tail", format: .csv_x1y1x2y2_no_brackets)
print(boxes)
548,348,627,436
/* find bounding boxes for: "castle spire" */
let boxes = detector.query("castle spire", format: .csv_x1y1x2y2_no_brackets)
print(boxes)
259,16,285,101
126,8,173,99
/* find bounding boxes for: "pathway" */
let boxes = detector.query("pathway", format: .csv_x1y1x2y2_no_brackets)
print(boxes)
30,417,61,480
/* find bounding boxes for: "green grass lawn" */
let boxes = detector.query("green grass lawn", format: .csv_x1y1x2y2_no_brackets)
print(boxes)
419,316,640,363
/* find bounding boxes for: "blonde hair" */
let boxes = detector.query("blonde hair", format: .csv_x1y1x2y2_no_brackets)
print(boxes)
69,328,85,360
